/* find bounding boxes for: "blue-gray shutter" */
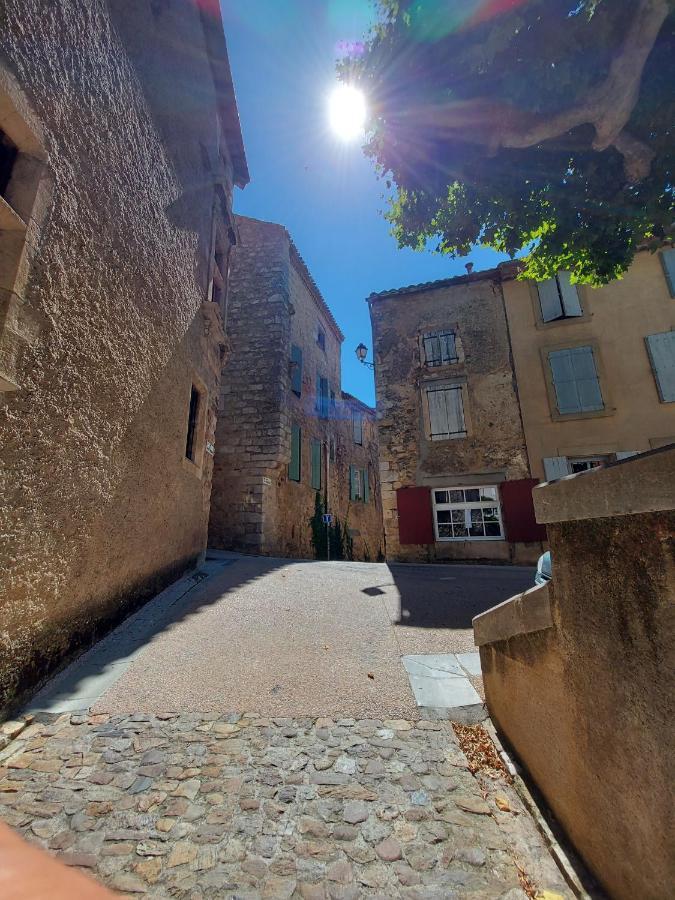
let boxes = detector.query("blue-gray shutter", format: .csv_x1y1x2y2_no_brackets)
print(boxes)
349,465,359,500
615,451,639,460
353,412,363,444
362,468,370,503
427,389,449,438
543,457,570,481
447,386,466,434
290,344,303,395
645,331,675,402
558,271,583,317
537,278,563,322
549,347,603,414
440,332,458,363
310,439,322,490
423,333,441,365
660,249,675,298
289,424,301,481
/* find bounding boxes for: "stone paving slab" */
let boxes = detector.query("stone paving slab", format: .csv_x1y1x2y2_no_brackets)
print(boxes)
0,712,572,899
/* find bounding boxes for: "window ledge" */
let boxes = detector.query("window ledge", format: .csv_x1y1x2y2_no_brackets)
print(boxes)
0,195,26,231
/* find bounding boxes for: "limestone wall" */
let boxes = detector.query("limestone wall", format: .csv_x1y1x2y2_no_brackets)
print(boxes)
0,0,242,712
474,446,675,900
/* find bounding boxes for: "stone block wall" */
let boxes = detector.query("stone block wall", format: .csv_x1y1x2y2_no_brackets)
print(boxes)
474,446,675,900
0,0,245,713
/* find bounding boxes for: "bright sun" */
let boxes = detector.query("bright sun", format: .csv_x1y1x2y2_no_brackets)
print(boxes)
329,84,367,142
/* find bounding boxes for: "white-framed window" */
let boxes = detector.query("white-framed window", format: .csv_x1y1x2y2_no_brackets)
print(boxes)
537,272,582,322
423,330,458,367
432,486,503,541
426,385,466,440
568,456,608,474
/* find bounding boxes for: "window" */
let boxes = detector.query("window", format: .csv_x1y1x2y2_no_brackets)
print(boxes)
290,344,303,396
185,385,201,461
537,272,582,322
317,326,326,351
317,375,329,418
568,456,608,473
426,385,466,439
289,424,301,481
0,130,18,199
645,331,675,402
329,437,336,462
209,219,230,313
350,465,369,502
433,487,503,541
661,249,675,298
423,330,458,367
310,439,322,490
548,346,603,415
352,410,363,445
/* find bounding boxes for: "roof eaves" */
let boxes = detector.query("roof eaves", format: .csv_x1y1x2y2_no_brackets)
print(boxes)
288,240,345,343
367,266,502,303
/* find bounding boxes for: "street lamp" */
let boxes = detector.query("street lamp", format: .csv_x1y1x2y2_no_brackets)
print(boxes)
355,342,374,369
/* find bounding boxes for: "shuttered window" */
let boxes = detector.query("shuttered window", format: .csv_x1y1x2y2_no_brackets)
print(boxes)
548,346,604,414
317,375,329,418
423,330,458,366
290,344,303,395
289,424,301,482
537,272,583,322
645,331,675,402
310,439,322,490
660,249,675,298
353,411,363,445
349,465,369,502
426,386,466,439
543,457,571,481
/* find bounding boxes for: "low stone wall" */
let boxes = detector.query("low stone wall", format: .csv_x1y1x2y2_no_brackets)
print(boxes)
474,446,675,900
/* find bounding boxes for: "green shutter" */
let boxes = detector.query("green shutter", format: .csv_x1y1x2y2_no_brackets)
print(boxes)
289,424,301,482
290,345,303,395
310,439,322,490
349,465,358,501
660,249,675,298
362,468,370,503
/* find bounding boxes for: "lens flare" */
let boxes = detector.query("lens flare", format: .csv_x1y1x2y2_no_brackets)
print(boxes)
329,84,367,141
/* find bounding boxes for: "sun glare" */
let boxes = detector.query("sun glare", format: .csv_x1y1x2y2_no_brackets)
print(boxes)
329,84,366,142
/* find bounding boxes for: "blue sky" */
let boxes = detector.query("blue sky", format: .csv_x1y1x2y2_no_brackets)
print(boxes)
221,0,509,406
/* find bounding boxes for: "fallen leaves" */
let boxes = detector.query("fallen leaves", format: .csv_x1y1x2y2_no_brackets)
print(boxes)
496,795,511,812
451,723,512,782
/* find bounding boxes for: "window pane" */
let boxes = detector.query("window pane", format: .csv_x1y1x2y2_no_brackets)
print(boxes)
483,507,499,522
449,490,464,503
452,524,468,537
437,511,452,523
479,487,497,501
438,524,452,538
470,509,483,524
450,509,465,524
465,489,480,502
434,490,449,504
485,522,501,537
469,523,485,537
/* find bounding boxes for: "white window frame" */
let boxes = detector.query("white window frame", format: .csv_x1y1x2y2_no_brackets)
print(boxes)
432,486,504,542
568,456,608,474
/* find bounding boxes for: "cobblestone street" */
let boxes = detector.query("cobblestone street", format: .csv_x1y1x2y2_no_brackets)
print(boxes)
0,711,572,899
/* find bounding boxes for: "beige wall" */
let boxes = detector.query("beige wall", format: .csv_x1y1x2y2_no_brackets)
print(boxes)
475,447,675,900
370,277,538,563
504,251,675,480
0,0,242,713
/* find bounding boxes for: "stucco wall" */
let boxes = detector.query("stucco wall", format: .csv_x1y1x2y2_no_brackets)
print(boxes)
369,277,534,563
503,250,675,479
475,447,675,900
0,0,240,712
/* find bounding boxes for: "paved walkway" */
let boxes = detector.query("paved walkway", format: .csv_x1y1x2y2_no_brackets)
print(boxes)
0,712,572,898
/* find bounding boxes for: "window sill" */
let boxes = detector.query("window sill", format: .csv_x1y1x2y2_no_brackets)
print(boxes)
435,536,504,542
181,455,204,479
0,195,26,232
550,407,615,422
430,432,467,442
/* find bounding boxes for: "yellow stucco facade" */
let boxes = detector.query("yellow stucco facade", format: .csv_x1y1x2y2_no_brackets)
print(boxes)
502,249,675,481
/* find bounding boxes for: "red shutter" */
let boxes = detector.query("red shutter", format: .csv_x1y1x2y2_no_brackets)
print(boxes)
397,487,434,545
499,479,547,543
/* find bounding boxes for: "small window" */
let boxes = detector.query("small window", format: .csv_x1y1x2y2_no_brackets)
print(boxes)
349,465,369,502
290,344,303,396
185,385,201,461
317,375,329,418
289,424,301,482
432,486,503,541
426,385,466,440
352,411,363,445
317,326,326,351
548,346,603,415
0,130,18,199
209,220,230,312
423,330,458,367
661,249,675,298
537,272,582,322
310,439,322,490
645,331,675,402
568,456,608,473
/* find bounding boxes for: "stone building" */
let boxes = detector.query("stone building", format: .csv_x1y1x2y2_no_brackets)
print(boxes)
0,0,248,713
209,216,384,561
502,248,675,480
369,273,543,564
369,249,675,563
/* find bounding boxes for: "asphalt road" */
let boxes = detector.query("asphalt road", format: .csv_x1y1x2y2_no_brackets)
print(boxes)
28,555,534,720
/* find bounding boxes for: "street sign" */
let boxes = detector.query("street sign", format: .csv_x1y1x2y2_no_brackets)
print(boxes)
322,513,333,525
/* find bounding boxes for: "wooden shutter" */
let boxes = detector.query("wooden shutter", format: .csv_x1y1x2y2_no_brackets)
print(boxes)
660,249,675,298
499,479,547,543
645,331,675,402
289,424,301,481
362,468,370,503
310,439,322,490
396,487,434,545
349,465,361,500
543,456,570,481
448,387,466,434
440,332,457,363
423,333,441,366
558,271,583,316
537,278,563,322
290,345,303,395
353,412,363,444
615,451,639,460
427,389,448,438
549,346,603,414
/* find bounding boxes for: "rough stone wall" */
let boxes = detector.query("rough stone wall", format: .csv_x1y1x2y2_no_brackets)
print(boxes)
0,0,239,713
478,448,675,900
209,217,290,553
370,277,531,563
210,217,384,560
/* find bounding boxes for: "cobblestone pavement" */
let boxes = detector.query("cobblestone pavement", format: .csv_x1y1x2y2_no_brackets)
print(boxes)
0,712,572,899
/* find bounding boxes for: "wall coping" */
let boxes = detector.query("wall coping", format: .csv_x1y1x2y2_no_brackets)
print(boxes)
473,582,552,647
534,444,675,525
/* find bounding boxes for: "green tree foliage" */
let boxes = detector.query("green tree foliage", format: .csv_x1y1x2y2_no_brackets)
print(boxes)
344,0,674,284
